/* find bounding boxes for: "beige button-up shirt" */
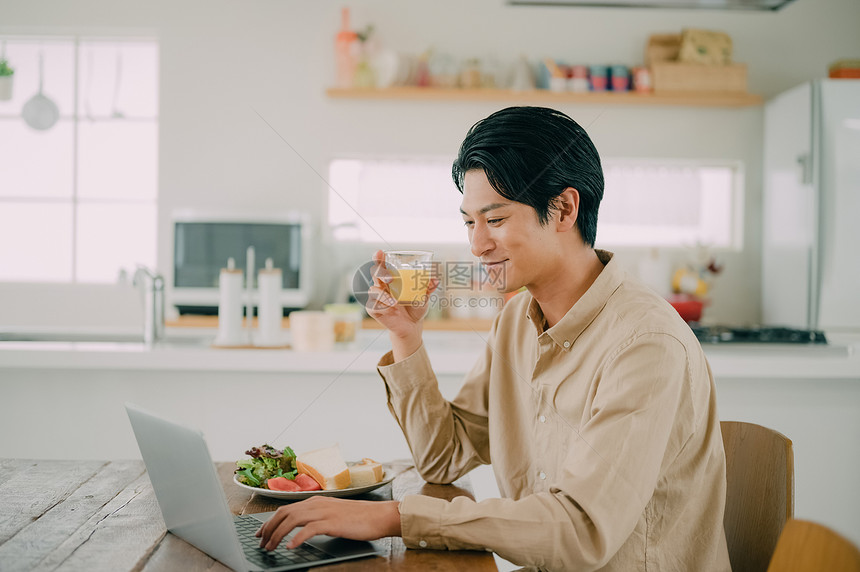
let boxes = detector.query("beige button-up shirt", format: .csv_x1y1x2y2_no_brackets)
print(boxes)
377,251,731,571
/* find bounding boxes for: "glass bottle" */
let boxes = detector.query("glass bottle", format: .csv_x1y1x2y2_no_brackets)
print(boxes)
334,7,358,88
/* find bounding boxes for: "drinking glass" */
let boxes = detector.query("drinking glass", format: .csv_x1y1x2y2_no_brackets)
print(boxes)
383,250,434,305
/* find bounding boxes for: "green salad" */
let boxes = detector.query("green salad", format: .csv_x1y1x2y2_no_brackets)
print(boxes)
235,444,297,488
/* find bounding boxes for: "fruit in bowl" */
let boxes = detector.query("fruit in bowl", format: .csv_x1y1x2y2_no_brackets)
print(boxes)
671,267,709,298
667,294,705,323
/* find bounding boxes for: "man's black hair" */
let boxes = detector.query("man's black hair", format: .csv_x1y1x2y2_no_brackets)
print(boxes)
452,106,604,247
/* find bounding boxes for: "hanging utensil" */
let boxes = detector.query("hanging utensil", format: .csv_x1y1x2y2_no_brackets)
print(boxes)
22,50,59,131
111,48,124,118
83,46,95,121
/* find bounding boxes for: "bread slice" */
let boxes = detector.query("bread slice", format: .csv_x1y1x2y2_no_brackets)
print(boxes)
296,445,351,490
348,458,384,488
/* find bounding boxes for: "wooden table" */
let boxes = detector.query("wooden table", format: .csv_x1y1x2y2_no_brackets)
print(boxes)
0,459,497,571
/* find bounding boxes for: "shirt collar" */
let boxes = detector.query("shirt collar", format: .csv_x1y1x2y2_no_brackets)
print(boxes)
524,250,623,350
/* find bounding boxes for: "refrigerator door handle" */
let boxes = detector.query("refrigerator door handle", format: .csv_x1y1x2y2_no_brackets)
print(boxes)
796,153,813,185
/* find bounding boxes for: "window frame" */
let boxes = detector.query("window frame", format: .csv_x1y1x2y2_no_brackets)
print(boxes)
0,34,159,284
324,154,746,252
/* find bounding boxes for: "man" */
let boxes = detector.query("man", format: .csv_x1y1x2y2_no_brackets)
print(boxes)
257,106,731,571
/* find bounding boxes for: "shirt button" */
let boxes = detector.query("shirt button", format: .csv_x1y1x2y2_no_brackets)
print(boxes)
419,540,428,548
539,415,547,423
539,471,547,480
563,340,571,348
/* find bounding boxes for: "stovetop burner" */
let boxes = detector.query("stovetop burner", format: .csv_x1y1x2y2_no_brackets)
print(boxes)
689,325,828,344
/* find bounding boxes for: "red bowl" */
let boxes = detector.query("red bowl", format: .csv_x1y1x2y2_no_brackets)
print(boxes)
668,295,705,323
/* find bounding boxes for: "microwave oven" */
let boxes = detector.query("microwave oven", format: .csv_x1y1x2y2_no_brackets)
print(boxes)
171,211,312,314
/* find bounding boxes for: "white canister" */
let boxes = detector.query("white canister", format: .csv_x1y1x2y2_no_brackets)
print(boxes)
214,258,248,346
288,311,335,352
256,259,284,347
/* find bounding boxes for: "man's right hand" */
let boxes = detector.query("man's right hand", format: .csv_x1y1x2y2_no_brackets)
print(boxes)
366,250,438,361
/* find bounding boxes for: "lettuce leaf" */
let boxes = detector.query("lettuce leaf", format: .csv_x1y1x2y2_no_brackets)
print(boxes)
235,444,298,488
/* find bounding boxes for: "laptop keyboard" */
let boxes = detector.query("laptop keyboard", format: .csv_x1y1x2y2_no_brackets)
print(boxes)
234,514,331,568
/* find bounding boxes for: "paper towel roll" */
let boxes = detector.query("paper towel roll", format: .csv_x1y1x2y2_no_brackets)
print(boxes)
215,262,248,346
256,260,283,347
245,245,256,340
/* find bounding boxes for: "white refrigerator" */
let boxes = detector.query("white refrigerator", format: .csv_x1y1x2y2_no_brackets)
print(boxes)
762,79,860,333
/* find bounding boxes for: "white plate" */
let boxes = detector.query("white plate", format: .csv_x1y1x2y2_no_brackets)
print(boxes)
233,464,394,500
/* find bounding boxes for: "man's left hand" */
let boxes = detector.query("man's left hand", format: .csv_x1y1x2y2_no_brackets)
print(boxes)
256,496,402,551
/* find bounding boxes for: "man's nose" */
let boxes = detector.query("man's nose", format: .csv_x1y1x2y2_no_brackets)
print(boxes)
470,224,492,258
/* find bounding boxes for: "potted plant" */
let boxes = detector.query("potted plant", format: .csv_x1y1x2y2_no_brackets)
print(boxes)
0,57,14,101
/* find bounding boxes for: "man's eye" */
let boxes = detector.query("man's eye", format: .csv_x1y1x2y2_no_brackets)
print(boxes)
463,220,474,227
487,218,503,225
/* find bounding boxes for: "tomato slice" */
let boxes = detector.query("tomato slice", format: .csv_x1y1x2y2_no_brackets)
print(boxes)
295,473,322,491
267,477,301,491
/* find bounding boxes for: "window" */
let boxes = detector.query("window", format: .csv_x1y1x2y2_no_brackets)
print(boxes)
0,36,159,283
599,159,743,249
327,156,743,249
328,157,463,244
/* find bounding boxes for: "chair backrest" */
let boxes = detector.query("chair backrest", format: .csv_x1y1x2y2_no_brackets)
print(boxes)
767,519,860,572
721,420,794,572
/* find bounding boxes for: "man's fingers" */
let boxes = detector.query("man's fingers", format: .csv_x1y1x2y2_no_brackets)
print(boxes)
367,286,398,311
372,261,393,285
263,521,294,551
259,505,300,549
427,276,440,296
285,521,325,549
263,511,309,551
256,509,285,541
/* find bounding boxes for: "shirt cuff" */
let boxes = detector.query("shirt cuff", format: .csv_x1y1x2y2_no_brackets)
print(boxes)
399,494,448,550
376,344,435,396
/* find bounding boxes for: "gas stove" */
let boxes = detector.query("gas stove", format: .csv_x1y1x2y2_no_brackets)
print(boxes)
689,325,828,345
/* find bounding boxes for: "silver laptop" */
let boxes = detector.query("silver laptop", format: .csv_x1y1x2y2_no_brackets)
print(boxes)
125,403,381,571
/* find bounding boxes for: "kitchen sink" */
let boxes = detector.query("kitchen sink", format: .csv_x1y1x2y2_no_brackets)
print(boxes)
0,330,213,346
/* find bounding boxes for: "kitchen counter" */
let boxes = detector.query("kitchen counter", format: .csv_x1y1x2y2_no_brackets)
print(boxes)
1,327,858,379
1,327,859,549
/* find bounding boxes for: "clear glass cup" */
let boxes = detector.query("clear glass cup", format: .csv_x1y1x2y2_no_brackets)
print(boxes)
383,250,433,305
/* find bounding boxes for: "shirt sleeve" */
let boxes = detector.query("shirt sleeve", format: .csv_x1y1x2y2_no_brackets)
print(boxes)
376,332,495,484
396,332,697,572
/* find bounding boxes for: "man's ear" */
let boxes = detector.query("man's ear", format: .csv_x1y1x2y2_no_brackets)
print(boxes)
556,187,580,232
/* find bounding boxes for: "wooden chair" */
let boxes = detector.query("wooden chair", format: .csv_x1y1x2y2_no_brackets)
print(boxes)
767,519,860,572
721,420,794,572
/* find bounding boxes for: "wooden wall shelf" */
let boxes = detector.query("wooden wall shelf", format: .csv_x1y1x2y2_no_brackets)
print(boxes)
326,86,762,108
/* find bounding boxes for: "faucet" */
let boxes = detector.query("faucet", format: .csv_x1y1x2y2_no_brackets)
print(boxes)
133,265,165,345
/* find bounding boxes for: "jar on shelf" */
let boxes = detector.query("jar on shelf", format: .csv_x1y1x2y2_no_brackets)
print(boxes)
353,45,376,88
589,65,608,92
632,66,653,93
611,65,630,91
459,58,483,89
324,303,363,344
428,52,458,88
567,66,590,93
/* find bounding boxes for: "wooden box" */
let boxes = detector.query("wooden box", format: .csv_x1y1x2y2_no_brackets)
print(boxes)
646,34,682,67
651,61,748,93
646,34,748,94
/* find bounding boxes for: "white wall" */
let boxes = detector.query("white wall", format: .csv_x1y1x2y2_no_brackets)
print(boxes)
1,0,859,327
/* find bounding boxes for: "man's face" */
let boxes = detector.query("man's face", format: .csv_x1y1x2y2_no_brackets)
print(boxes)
459,169,558,294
